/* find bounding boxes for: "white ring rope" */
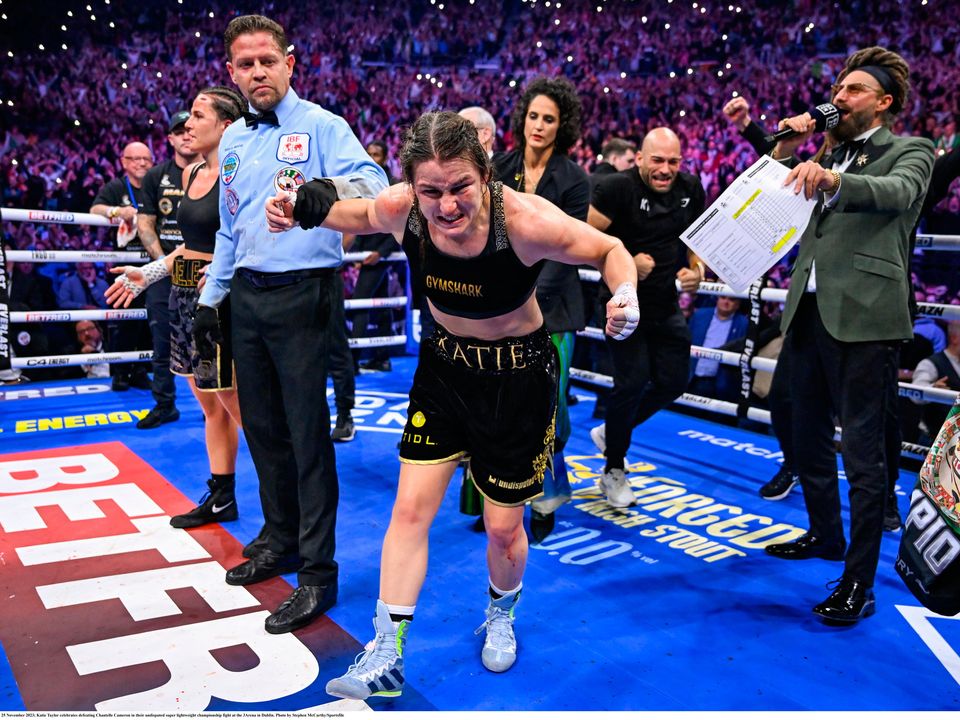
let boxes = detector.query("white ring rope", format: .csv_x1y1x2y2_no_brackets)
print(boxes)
11,350,152,369
10,309,147,323
6,250,149,263
576,270,960,321
575,334,959,407
570,369,935,460
11,334,409,369
915,234,960,250
1,207,121,228
8,296,409,324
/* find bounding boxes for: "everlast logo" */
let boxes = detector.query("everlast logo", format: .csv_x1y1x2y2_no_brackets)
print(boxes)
425,275,483,298
436,335,527,370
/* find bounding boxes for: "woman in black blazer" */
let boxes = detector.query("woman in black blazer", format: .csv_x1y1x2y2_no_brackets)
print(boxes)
493,76,591,539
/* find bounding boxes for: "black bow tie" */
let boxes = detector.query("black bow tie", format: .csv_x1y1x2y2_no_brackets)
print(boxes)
831,138,866,163
243,110,279,129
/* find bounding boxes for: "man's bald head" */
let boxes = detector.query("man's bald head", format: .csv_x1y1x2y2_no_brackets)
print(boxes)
637,127,682,193
458,106,496,155
121,141,153,183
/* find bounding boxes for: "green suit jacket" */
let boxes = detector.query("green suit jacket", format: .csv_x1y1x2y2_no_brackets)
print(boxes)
780,127,934,343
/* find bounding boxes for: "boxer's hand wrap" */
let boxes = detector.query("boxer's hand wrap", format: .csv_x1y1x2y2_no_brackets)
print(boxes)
192,304,223,363
112,272,145,300
140,257,170,287
607,281,640,341
293,178,339,229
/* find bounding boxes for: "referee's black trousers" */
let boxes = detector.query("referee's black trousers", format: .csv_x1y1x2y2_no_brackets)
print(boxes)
231,271,340,588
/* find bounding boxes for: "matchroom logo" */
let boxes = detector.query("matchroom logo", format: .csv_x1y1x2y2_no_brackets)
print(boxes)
0,442,358,711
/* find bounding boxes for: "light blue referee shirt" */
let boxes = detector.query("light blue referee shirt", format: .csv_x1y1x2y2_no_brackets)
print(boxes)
199,88,387,308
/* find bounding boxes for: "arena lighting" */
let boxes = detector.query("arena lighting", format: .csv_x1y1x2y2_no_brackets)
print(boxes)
642,15,647,21
725,62,731,68
209,12,214,18
679,110,687,117
437,81,443,87
731,90,739,97
121,62,127,69
555,18,559,24
61,43,67,50
156,71,162,78
121,82,127,88
620,71,627,78
73,120,80,126
603,86,610,93
687,67,694,74
722,33,728,39
85,3,91,9
38,43,44,50
416,73,422,79
61,24,66,30
509,79,517,87
439,3,445,9
108,21,114,27
566,54,573,61
717,70,723,77
195,31,200,37
701,7,706,12
425,72,431,79
67,10,73,16
6,50,12,57
669,71,676,77
90,14,96,20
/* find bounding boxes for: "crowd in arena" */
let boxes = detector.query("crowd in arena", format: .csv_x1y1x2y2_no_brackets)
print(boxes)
2,0,959,417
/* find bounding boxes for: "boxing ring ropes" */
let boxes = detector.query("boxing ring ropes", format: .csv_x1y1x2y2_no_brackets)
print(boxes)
3,206,960,459
1,207,409,374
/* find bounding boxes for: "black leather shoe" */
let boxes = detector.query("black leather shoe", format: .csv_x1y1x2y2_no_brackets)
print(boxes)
137,405,180,429
242,524,270,558
265,584,338,634
225,551,300,586
764,532,846,561
813,578,876,624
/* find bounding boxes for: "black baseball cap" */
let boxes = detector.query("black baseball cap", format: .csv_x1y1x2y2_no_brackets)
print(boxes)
168,110,190,132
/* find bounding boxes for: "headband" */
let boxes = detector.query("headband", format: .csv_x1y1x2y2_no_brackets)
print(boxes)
851,65,901,113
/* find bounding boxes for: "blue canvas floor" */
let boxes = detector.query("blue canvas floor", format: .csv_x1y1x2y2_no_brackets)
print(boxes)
1,356,958,712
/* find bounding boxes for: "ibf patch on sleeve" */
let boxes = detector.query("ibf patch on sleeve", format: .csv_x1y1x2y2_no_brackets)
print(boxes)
277,133,310,163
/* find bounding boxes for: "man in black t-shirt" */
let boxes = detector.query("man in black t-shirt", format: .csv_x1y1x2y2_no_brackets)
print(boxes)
587,127,706,507
91,141,153,391
135,110,199,429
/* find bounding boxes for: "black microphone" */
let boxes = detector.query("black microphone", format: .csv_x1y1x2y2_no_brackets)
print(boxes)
763,103,840,145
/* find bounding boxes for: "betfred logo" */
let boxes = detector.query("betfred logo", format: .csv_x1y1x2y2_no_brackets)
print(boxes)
0,442,356,711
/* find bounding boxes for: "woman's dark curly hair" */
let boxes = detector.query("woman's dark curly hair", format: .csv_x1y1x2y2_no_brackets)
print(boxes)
510,76,583,156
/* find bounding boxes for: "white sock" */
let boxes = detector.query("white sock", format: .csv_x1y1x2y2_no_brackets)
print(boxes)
489,579,522,601
383,600,416,629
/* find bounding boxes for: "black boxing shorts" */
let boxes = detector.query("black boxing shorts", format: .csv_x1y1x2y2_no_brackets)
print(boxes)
170,257,234,391
399,323,558,507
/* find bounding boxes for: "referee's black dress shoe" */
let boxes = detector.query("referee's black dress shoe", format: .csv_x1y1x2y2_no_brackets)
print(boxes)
242,524,270,558
764,532,846,561
813,578,876,624
225,550,300,586
265,584,338,634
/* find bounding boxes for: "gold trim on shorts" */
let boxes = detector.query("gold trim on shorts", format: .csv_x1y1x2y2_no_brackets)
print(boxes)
398,451,467,465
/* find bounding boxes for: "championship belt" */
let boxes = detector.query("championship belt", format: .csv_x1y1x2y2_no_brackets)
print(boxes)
896,400,960,615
